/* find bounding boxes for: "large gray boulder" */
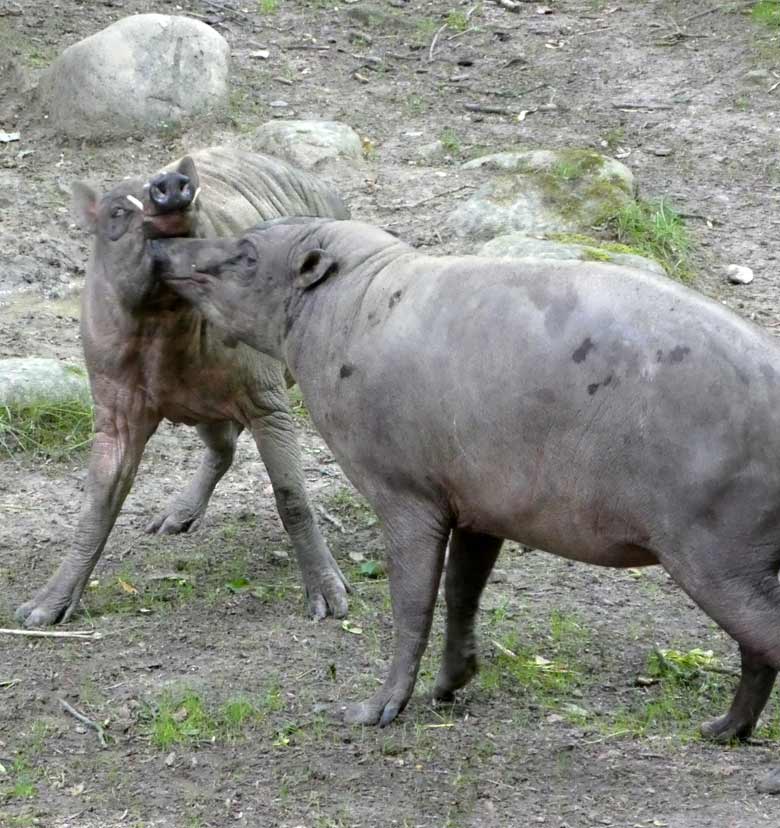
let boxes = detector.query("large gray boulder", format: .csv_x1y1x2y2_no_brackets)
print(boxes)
251,120,363,170
0,358,90,408
38,14,230,139
448,149,635,242
479,234,665,276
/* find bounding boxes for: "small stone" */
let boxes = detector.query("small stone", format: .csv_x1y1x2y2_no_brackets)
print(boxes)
649,146,673,157
490,568,508,583
745,68,771,84
726,264,754,285
416,140,447,162
270,549,289,562
252,119,363,170
249,49,270,59
269,100,289,108
165,751,176,767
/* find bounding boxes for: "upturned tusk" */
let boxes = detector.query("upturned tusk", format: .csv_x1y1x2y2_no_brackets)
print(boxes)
126,194,144,210
191,186,202,205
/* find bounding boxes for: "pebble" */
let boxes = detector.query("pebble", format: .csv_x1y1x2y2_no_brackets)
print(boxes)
269,100,289,108
726,264,754,285
745,68,771,84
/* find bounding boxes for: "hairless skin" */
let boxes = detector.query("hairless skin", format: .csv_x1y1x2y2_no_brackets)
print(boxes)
152,218,780,793
15,149,350,628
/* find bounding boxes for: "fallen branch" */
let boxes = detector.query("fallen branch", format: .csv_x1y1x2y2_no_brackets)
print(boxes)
429,23,448,62
201,0,252,21
464,102,512,115
492,639,518,658
59,697,108,748
0,627,101,640
377,185,471,212
612,101,674,111
680,1,752,26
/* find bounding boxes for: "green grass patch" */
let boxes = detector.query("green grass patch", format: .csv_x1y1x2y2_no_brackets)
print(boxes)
447,10,470,31
602,646,780,742
86,567,195,617
258,0,279,12
288,384,310,422
603,200,693,281
605,647,734,739
411,17,440,47
0,758,37,804
439,127,461,156
144,685,283,749
753,1,780,28
325,486,377,528
405,94,427,116
0,399,94,460
479,629,582,700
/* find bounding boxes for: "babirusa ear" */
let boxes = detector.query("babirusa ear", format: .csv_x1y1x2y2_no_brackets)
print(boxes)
71,181,100,233
295,249,338,290
176,155,200,191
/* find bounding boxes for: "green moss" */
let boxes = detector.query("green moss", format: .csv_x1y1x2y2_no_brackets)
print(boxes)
581,247,613,263
0,399,94,460
548,232,646,258
549,149,606,182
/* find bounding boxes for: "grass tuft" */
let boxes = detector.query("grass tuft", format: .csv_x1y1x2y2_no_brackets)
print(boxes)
603,200,693,281
753,0,780,28
439,127,461,156
0,399,93,460
144,685,283,749
447,10,469,31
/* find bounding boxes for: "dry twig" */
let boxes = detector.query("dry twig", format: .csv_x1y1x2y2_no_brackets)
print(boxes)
0,627,101,640
59,697,108,747
428,23,448,62
464,102,512,115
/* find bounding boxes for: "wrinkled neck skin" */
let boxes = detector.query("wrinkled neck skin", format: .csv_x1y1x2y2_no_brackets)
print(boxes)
81,235,202,369
280,222,413,379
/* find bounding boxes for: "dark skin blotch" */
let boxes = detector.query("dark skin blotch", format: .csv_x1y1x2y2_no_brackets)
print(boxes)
389,290,403,309
669,345,691,364
588,374,613,396
572,337,596,364
340,363,355,379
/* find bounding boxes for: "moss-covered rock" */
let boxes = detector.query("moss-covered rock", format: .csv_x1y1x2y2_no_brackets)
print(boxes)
448,149,635,241
478,234,665,276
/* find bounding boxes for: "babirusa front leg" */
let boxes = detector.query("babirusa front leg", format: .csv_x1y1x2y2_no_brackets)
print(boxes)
342,501,449,726
250,405,349,619
15,411,156,627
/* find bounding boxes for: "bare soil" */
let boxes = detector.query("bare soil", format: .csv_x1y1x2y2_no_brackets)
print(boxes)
2,1,780,826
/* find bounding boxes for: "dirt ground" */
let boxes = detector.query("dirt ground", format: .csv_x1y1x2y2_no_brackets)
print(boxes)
3,1,780,826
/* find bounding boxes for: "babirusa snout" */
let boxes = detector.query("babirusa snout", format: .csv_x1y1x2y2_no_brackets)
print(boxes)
147,172,194,213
